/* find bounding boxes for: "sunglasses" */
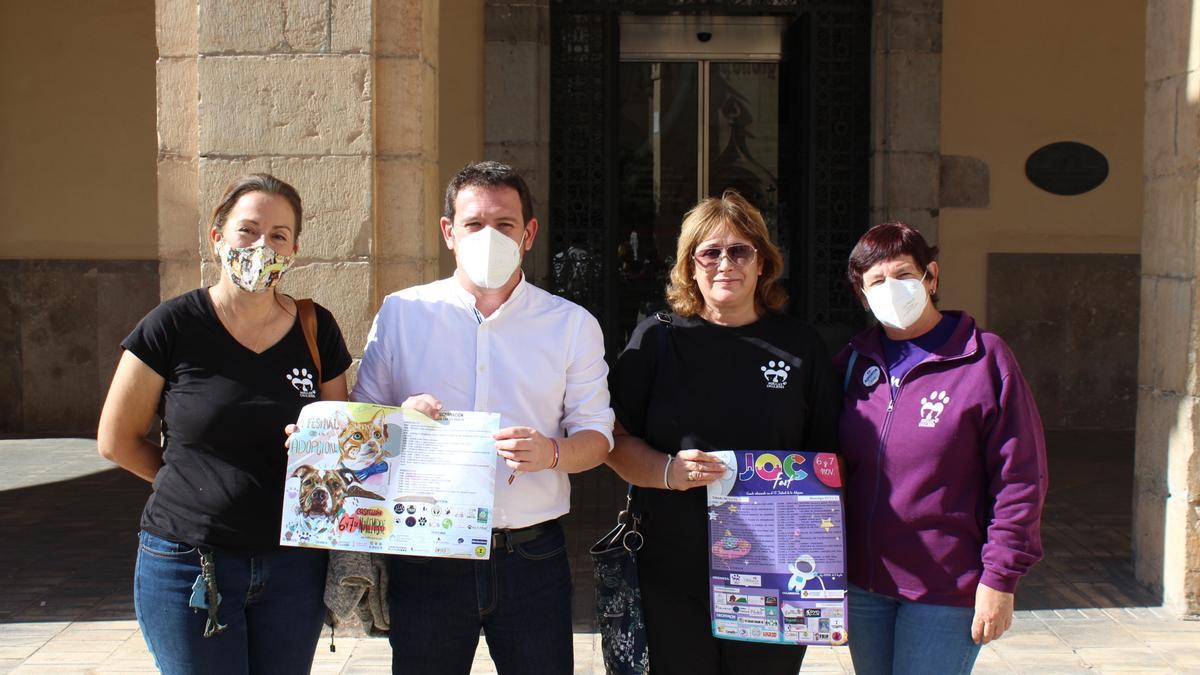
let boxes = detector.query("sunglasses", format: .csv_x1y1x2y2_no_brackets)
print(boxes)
693,244,757,269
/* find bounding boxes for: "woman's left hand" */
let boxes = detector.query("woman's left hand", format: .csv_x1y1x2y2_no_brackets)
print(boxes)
971,583,1014,645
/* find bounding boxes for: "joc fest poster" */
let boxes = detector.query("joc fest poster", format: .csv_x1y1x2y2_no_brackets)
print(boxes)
707,450,848,647
280,401,500,560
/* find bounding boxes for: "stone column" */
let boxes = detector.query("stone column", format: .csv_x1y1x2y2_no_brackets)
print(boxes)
484,0,551,283
156,0,201,302
870,0,942,241
155,0,441,358
1134,0,1200,617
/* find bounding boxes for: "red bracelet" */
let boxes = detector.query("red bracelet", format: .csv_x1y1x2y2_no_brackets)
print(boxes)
549,438,560,470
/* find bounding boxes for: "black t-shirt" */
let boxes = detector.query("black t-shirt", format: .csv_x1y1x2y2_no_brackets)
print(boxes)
122,289,353,552
609,312,839,590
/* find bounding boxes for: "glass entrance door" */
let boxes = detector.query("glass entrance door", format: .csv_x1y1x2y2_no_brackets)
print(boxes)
616,17,789,344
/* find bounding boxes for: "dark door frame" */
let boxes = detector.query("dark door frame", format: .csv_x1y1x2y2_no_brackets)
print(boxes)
548,0,872,356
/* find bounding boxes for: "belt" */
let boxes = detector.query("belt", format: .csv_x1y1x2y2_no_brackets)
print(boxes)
491,519,558,550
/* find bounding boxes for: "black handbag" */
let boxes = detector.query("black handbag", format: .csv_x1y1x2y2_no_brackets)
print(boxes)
590,486,650,674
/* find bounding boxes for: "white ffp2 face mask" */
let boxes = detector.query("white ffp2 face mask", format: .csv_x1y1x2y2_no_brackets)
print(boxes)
456,226,524,289
863,273,929,330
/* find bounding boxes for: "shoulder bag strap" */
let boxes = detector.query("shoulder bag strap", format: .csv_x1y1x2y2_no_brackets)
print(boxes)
843,351,859,393
296,298,322,386
628,312,676,517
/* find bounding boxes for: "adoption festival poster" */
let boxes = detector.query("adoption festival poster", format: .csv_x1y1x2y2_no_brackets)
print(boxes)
280,401,500,560
707,450,848,647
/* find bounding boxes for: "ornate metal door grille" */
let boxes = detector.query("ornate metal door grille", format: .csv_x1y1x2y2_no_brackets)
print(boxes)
550,0,870,353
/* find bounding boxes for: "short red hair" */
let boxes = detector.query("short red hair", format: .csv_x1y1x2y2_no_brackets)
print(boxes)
846,222,939,302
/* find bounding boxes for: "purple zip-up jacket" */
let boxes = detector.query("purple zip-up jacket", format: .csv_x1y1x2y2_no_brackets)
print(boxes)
834,311,1048,608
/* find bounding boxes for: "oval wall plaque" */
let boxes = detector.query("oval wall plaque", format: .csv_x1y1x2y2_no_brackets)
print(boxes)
1025,141,1108,196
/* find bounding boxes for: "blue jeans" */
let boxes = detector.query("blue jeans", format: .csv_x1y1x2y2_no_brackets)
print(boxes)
134,530,328,675
386,521,573,674
847,584,981,675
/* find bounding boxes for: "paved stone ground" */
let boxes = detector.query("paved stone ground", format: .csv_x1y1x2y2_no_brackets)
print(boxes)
0,436,1197,674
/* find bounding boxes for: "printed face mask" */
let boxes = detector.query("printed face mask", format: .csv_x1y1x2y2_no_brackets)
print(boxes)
863,271,928,330
217,241,294,293
456,226,524,289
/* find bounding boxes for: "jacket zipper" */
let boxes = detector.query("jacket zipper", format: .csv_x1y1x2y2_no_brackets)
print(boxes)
865,373,894,593
860,344,979,594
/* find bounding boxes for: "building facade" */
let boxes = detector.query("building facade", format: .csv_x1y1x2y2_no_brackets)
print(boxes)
1,0,1195,615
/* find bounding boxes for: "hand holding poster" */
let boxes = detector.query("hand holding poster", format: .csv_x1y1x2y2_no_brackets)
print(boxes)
707,450,848,647
280,401,500,559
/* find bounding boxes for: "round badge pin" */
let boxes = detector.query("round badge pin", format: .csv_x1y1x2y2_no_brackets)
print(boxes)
862,366,881,387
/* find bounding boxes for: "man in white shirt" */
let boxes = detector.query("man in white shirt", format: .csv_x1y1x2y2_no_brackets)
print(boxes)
352,161,615,674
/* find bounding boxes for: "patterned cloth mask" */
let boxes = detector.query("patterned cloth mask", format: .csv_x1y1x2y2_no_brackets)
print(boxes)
217,242,294,293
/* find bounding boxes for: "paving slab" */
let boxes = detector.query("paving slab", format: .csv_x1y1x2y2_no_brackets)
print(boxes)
2,436,1198,673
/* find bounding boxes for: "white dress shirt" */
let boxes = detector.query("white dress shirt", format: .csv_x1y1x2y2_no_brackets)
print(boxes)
352,275,615,528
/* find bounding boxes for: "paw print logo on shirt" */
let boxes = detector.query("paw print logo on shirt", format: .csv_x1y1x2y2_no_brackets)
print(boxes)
918,390,951,428
287,367,317,398
761,360,791,390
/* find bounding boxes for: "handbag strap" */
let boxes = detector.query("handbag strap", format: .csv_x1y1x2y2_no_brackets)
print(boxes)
843,350,859,393
296,298,322,386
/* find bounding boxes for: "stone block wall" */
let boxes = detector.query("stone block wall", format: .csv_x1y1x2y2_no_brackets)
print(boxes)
484,0,551,283
871,0,943,240
0,261,159,434
1135,0,1200,617
156,0,442,361
987,253,1140,433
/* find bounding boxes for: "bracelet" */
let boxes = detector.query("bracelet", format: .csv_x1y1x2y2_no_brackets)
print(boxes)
548,437,560,470
663,455,674,490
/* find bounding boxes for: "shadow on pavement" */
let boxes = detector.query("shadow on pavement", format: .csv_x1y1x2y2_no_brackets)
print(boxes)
0,467,149,624
0,428,1160,632
1016,430,1160,609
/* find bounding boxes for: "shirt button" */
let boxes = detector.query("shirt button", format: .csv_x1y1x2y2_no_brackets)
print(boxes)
479,365,486,372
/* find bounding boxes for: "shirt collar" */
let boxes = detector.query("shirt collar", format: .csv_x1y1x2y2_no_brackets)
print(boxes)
449,271,529,321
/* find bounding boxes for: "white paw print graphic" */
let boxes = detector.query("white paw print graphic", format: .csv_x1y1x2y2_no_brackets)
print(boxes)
287,367,315,394
761,360,791,386
918,390,951,427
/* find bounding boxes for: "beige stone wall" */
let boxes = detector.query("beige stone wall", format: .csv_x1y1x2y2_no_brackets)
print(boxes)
157,0,442,357
938,0,1145,320
0,0,157,259
437,1,485,278
1136,0,1200,616
483,0,551,284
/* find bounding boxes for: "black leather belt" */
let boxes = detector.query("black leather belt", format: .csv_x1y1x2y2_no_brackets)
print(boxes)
491,519,558,550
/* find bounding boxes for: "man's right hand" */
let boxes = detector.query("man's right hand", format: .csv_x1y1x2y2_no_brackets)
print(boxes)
402,393,443,419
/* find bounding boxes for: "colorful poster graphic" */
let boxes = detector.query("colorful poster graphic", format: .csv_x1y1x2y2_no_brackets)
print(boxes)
280,401,500,560
707,450,848,647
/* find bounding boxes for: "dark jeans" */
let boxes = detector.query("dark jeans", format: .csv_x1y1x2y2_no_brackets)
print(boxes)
133,530,328,675
386,520,574,675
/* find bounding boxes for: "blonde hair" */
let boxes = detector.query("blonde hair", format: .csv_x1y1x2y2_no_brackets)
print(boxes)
666,190,787,317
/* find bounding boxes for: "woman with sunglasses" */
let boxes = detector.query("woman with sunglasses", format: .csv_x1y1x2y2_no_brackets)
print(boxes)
836,222,1047,674
606,190,838,674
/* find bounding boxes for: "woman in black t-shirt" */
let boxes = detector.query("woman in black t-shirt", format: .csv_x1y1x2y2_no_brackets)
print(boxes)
607,190,839,675
98,174,352,674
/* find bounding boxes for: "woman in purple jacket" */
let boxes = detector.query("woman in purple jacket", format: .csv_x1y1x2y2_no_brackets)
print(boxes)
836,222,1048,674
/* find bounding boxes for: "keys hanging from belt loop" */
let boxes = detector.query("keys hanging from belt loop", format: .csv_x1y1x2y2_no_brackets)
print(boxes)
199,549,227,638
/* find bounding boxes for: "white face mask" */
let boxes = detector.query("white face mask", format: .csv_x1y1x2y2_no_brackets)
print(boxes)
456,226,524,289
863,272,929,330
